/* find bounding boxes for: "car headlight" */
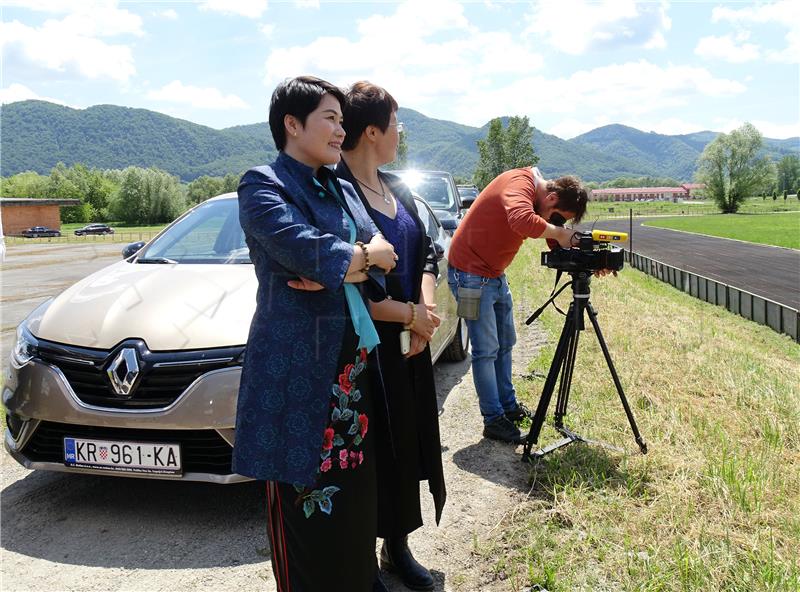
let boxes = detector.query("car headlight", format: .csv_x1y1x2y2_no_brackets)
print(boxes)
11,323,39,368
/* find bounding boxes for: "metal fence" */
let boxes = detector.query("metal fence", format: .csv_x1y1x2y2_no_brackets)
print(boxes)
5,231,159,246
625,251,799,343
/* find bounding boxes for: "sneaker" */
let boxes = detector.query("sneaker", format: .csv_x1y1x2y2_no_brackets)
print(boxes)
482,416,522,443
505,403,532,424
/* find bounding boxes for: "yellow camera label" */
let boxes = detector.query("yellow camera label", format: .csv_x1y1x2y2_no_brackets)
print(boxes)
592,230,628,243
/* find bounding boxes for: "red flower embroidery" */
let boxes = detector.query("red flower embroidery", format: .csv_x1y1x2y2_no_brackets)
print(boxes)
360,348,367,363
349,451,358,469
338,449,349,470
322,427,334,451
339,363,354,393
358,451,364,465
320,458,332,472
358,413,369,438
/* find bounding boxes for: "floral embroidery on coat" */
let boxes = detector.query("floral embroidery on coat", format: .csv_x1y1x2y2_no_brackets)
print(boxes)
294,348,369,518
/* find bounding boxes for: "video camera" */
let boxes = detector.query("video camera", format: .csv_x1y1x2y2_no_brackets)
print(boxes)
541,230,627,272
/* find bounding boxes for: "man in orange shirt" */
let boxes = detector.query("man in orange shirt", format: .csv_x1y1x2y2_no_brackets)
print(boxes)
447,167,588,443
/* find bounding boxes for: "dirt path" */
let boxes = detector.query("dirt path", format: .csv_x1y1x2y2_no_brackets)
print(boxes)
1,301,548,592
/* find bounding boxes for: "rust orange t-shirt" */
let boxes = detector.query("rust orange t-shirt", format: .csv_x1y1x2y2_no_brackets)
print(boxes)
448,168,548,278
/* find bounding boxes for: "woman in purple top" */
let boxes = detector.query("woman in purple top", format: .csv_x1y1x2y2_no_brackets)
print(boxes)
335,81,447,592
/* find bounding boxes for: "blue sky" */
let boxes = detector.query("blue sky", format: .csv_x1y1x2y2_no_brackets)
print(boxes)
1,0,798,140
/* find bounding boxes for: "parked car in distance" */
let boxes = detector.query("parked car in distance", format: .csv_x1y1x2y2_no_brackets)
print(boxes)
457,184,479,208
75,224,114,236
392,170,464,233
4,193,468,484
21,226,61,238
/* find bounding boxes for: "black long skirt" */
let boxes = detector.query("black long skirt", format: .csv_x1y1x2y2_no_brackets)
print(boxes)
265,327,377,592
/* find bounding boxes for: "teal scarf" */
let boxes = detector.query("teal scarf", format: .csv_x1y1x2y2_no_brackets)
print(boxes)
314,177,380,352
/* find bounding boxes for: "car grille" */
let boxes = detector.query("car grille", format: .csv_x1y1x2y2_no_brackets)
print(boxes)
23,421,234,475
36,339,244,410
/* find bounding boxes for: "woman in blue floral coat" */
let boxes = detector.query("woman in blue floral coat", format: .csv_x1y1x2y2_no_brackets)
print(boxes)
233,76,397,591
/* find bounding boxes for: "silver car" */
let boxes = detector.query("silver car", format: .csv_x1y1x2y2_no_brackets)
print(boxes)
4,193,468,483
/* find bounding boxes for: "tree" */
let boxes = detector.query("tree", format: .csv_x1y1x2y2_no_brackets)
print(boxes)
187,175,224,205
473,116,538,189
111,167,185,224
0,171,50,198
695,123,773,213
776,155,800,194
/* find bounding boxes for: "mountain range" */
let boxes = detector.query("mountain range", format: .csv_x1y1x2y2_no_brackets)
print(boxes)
1,100,797,183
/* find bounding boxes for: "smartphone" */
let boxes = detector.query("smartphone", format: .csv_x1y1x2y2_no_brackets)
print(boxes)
400,330,411,355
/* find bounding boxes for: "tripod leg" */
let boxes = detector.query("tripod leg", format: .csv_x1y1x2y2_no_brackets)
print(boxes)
524,305,575,454
555,310,580,425
585,303,648,454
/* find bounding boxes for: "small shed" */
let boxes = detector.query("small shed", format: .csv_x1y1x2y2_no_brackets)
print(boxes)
0,198,81,235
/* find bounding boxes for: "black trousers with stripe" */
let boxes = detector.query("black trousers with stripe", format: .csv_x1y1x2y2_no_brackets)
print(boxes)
266,327,377,591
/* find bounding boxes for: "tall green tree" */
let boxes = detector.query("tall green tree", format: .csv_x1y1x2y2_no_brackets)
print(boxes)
111,167,185,224
473,119,507,189
776,154,800,194
695,123,773,213
473,117,538,189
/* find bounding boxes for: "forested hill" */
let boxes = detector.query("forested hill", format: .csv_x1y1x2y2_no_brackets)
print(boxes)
2,100,797,182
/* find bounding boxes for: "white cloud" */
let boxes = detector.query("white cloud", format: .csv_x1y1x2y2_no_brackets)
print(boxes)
199,0,268,18
711,0,799,25
260,23,275,37
1,18,137,82
0,83,71,106
695,33,760,63
295,0,320,8
263,0,542,111
447,60,746,129
147,81,249,110
711,0,799,65
526,0,672,55
766,29,800,64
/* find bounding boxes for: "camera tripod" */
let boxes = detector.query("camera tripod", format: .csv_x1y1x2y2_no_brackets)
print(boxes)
521,270,648,462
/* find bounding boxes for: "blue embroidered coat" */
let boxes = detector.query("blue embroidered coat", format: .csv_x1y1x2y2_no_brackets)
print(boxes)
233,152,383,486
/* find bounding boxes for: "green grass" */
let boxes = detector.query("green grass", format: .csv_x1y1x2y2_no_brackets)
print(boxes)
478,240,800,591
588,196,800,220
643,212,800,249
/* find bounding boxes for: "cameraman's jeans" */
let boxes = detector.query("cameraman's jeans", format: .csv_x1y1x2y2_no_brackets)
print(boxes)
448,266,518,425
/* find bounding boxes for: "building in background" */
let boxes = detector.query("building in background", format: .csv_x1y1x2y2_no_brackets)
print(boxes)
0,198,80,235
591,184,705,202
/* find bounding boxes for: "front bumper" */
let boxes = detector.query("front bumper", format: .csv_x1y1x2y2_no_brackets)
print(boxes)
3,359,251,484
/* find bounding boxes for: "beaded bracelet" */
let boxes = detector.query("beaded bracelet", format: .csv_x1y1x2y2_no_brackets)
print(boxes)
404,301,417,330
355,241,370,273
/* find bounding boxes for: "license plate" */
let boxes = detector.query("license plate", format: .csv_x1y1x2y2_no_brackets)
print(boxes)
63,437,182,476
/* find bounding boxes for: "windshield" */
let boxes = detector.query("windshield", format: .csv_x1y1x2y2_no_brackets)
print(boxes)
458,187,478,199
138,198,250,264
394,171,456,211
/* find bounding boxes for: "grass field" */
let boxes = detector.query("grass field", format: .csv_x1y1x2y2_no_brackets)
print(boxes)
643,212,800,249
488,240,800,591
588,196,800,220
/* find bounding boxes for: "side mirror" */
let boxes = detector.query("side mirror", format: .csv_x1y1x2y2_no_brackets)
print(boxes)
433,241,445,260
122,241,146,260
440,217,458,233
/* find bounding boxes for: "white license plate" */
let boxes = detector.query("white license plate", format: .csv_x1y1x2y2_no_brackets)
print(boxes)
63,437,182,476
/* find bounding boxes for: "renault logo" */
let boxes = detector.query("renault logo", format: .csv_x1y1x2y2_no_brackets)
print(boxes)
107,348,140,397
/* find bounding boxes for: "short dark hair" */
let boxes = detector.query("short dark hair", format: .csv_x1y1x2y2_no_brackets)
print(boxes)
268,76,346,150
341,81,399,151
547,176,589,224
